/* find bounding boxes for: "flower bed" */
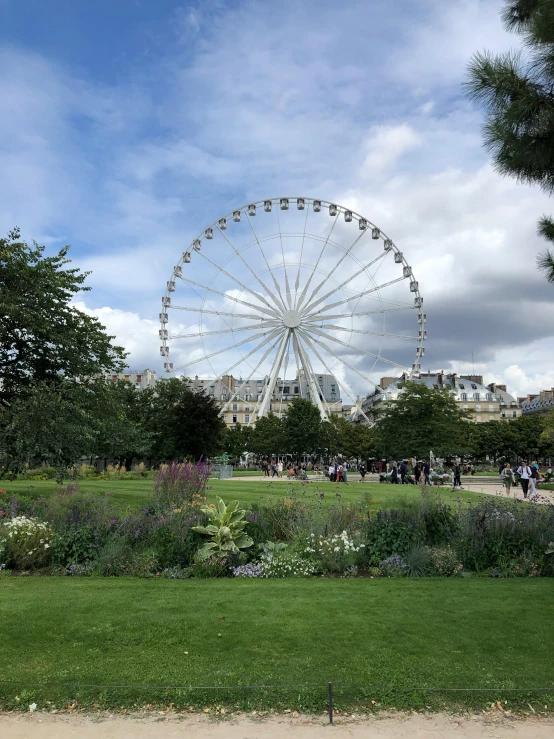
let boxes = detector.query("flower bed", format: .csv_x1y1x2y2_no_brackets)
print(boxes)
1,476,553,579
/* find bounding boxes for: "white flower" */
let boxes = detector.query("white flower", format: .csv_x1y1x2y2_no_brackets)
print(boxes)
29,703,37,712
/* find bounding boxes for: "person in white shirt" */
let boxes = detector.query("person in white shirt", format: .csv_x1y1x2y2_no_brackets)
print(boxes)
277,460,283,478
328,463,335,482
516,461,532,498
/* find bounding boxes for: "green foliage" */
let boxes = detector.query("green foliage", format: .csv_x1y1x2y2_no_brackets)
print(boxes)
192,497,253,560
249,412,285,456
363,516,419,566
0,228,126,409
50,525,99,566
374,381,472,459
472,413,554,461
427,546,463,577
0,516,53,569
142,378,225,461
403,544,433,577
284,398,322,459
224,423,253,460
465,0,554,271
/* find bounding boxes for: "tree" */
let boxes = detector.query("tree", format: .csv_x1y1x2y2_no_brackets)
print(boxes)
283,398,322,460
464,0,554,279
143,378,225,462
224,423,253,461
0,229,126,407
250,413,285,458
374,381,472,460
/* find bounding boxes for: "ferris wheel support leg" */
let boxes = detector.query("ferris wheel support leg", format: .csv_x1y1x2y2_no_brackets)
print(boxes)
294,332,329,421
257,330,291,418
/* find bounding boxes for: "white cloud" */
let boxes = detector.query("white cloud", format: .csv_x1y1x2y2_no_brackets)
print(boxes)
361,124,422,174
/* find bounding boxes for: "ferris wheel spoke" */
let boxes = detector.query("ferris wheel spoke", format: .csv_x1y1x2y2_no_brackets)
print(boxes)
302,305,416,322
301,251,387,316
307,324,419,341
208,327,285,392
295,212,340,311
294,332,329,420
306,325,409,370
294,206,310,292
291,333,304,399
304,275,408,319
246,213,288,312
173,326,281,372
170,320,282,340
216,228,286,313
275,208,293,309
178,275,279,318
195,249,281,317
219,330,286,417
301,229,370,313
297,328,374,423
277,336,292,419
171,305,271,321
257,330,291,418
299,328,379,390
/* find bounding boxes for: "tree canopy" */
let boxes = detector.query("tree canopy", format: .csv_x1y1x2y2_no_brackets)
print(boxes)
0,229,126,406
464,0,554,281
374,381,472,460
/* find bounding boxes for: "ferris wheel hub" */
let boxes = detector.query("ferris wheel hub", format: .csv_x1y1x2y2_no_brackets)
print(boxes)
282,309,302,329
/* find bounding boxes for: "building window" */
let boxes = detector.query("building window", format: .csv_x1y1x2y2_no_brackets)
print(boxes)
460,392,467,401
294,386,299,393
220,394,226,400
244,414,250,423
459,383,465,389
232,415,237,423
473,393,480,401
475,404,481,412
283,386,290,394
471,384,477,390
112,375,118,382
486,393,492,401
501,412,506,418
136,375,142,383
512,411,517,418
232,403,238,411
488,404,494,412
244,406,250,412
124,375,130,381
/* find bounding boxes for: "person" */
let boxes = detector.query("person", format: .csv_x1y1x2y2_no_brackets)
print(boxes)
277,460,283,478
414,462,421,485
529,461,539,496
342,462,348,484
400,460,407,485
390,464,398,484
359,462,366,482
336,462,343,483
516,461,532,498
501,463,514,496
453,462,463,490
328,462,335,483
261,459,268,477
423,459,431,486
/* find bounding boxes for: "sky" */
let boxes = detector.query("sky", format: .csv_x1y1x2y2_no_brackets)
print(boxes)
2,0,554,403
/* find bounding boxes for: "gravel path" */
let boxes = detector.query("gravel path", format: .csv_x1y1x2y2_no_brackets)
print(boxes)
1,712,554,738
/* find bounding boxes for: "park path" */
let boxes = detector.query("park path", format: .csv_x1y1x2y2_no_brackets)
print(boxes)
1,713,554,739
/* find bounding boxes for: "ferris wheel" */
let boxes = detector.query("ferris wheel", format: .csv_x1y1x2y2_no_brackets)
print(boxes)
159,197,425,423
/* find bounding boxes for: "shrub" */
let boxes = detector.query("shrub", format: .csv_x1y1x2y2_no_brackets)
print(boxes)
50,525,100,566
363,512,419,566
420,497,459,546
261,551,318,578
302,530,365,574
427,546,462,577
153,460,212,508
190,555,232,578
403,544,433,577
0,517,53,569
192,498,253,560
24,467,57,480
379,554,407,577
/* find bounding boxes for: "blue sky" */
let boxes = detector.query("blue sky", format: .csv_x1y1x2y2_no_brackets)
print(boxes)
2,0,554,398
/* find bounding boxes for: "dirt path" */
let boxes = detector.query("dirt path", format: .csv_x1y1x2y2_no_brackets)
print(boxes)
1,713,553,738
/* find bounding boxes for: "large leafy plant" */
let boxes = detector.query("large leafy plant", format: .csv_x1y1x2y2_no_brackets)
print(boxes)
192,497,253,560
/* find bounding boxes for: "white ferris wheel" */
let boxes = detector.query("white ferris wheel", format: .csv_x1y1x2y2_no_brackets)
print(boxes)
159,197,426,423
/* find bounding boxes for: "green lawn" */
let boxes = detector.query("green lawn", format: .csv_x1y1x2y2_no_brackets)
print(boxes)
0,578,552,712
1,477,492,510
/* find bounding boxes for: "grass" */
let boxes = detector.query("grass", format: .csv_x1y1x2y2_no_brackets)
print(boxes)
0,477,494,510
0,578,553,713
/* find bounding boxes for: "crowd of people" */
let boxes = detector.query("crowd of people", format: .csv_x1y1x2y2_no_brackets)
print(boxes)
500,460,546,497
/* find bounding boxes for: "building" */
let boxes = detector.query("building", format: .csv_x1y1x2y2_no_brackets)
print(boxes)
519,389,554,415
192,371,342,427
359,372,521,424
106,368,157,390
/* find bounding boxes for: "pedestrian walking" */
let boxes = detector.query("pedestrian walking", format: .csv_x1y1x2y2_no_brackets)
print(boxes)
529,461,539,496
328,462,335,482
400,460,407,485
336,463,343,483
414,462,421,485
342,462,348,484
359,462,366,482
501,463,514,495
516,461,532,498
277,460,283,478
453,462,462,490
423,459,431,486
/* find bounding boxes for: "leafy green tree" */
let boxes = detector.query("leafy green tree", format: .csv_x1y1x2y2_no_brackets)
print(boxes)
143,378,225,462
283,398,322,460
224,423,253,461
1,381,98,474
374,381,472,460
464,0,554,278
250,413,285,457
0,229,126,406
